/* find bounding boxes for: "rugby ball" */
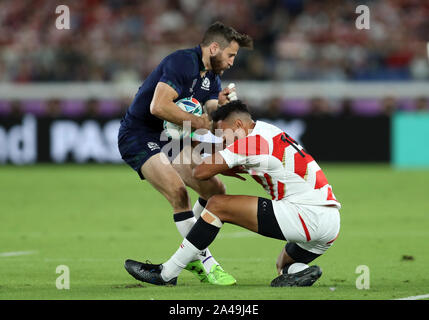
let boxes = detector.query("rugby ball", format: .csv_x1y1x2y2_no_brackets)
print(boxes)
163,97,202,139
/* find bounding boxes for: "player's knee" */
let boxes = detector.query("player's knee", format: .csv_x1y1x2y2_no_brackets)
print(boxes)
206,194,229,221
175,185,190,209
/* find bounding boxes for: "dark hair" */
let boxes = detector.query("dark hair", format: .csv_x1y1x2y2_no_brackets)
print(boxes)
201,21,253,49
211,100,252,122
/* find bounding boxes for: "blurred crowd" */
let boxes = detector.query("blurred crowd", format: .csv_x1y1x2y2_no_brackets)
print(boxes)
1,95,428,119
1,0,428,83
0,97,130,119
250,95,429,119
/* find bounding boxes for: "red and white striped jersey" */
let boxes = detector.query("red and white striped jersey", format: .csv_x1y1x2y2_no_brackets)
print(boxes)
219,121,341,209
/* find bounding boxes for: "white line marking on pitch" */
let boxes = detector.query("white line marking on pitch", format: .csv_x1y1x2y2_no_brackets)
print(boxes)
394,293,429,300
0,250,38,257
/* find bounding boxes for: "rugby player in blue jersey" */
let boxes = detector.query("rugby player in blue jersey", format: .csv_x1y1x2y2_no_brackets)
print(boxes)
119,22,253,285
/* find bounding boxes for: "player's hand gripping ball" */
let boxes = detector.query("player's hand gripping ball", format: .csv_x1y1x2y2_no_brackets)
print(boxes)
163,97,202,139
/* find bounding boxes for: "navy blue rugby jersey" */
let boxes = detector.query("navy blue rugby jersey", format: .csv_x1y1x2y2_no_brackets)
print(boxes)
123,45,221,131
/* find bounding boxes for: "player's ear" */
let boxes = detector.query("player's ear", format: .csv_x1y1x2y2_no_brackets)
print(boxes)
234,119,247,139
210,42,220,56
235,118,244,129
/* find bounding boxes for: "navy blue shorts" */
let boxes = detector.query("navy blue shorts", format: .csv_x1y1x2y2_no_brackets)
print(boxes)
118,120,170,180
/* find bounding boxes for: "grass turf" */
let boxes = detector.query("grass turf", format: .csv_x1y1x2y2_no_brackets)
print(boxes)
0,163,428,300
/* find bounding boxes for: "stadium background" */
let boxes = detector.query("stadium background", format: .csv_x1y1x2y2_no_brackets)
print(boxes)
1,0,429,300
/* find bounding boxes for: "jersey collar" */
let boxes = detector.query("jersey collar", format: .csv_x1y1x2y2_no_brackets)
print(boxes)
194,45,206,72
250,121,262,134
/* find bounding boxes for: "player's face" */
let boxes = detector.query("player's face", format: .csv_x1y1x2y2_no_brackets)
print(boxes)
211,41,239,75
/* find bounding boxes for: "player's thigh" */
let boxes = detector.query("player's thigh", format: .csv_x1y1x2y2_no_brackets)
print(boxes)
171,145,225,199
205,195,259,233
173,161,226,199
140,152,190,211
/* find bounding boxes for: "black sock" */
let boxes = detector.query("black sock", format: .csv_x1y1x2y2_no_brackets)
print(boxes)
198,197,207,207
186,217,220,251
173,210,195,222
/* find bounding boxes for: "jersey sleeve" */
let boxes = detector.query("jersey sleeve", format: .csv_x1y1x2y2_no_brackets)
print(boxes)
159,54,196,96
219,148,247,168
208,76,222,101
219,135,270,168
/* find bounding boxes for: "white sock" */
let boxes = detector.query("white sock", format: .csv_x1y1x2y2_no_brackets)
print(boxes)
174,204,220,274
288,262,309,274
174,211,197,238
192,198,220,273
161,238,200,281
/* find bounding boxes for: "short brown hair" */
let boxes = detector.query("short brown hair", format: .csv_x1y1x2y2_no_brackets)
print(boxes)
201,21,253,50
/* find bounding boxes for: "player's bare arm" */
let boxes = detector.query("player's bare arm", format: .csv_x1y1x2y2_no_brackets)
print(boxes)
150,82,211,130
276,247,295,275
193,152,246,181
192,152,229,180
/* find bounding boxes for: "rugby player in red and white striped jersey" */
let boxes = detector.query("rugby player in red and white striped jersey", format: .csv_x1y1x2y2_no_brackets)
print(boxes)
124,100,341,287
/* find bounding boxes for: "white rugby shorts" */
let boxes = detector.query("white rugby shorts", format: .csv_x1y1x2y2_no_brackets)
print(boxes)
272,200,340,255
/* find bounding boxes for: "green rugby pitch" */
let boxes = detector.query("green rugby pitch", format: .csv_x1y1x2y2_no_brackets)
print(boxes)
0,164,428,300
